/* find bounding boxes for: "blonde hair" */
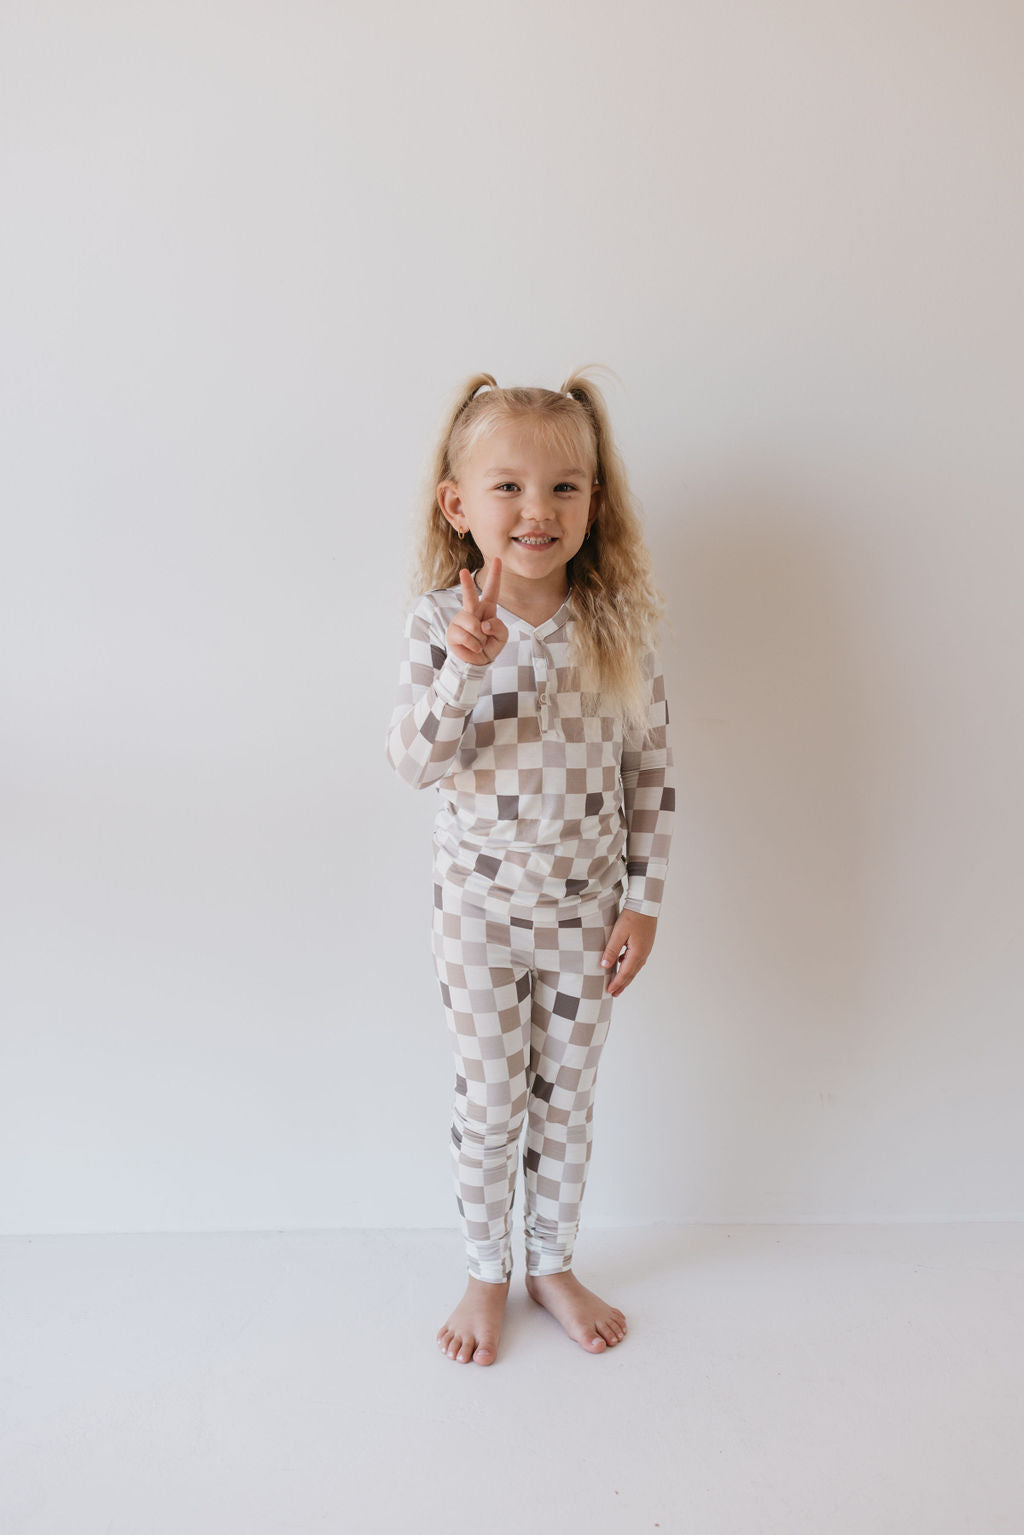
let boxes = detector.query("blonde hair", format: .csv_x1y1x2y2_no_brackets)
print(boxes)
409,365,664,735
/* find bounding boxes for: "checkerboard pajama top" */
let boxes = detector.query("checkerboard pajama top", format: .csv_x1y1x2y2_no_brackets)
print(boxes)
385,580,675,919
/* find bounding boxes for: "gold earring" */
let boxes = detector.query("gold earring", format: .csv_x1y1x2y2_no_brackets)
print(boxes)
457,527,465,540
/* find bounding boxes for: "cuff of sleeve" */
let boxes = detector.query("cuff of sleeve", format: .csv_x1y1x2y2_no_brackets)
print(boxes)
624,872,665,919
435,652,488,709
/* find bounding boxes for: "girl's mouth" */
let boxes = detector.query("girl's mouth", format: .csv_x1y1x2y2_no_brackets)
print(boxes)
511,536,557,548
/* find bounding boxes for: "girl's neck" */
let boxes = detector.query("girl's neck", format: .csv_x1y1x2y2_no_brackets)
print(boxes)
478,563,569,626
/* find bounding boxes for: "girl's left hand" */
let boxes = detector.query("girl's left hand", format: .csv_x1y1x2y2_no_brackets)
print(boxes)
600,911,658,996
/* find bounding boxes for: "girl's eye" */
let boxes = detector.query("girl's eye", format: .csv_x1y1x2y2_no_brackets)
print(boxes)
494,483,580,493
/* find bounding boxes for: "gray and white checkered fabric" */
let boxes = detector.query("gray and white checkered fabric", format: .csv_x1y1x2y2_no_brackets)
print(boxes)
432,878,623,1282
387,577,676,1281
386,580,675,919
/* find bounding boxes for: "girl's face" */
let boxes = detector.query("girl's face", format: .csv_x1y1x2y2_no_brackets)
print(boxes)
437,421,598,609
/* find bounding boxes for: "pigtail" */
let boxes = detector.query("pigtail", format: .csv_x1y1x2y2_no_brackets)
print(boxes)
410,374,495,598
560,369,665,737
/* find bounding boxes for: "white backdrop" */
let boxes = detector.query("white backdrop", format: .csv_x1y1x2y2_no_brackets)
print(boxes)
2,0,1021,1233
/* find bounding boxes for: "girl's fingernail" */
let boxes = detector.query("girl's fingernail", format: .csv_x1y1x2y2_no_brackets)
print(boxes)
600,958,610,967
482,621,491,632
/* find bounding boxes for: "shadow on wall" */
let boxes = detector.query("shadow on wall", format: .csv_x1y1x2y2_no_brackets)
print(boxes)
649,461,893,1220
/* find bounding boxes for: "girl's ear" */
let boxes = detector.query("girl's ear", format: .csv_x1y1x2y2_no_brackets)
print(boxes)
436,480,463,531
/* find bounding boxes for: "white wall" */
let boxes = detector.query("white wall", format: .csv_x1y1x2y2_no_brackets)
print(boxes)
2,0,1021,1233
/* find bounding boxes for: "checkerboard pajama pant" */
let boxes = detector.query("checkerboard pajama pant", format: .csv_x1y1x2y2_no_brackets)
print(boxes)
431,878,623,1284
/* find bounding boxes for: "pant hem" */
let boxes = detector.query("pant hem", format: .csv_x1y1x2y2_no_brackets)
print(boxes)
466,1252,514,1284
524,1257,575,1277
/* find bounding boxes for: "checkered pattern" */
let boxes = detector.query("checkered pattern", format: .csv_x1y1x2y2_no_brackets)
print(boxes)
432,878,623,1282
386,579,675,919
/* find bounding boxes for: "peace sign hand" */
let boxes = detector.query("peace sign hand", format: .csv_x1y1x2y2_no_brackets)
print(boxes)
445,559,509,667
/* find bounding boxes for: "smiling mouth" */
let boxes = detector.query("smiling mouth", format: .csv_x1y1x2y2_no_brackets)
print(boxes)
512,536,557,547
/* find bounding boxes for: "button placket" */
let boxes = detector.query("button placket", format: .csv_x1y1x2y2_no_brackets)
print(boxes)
533,640,559,735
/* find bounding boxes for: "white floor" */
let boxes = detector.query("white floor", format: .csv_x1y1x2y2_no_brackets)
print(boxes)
2,1223,1023,1533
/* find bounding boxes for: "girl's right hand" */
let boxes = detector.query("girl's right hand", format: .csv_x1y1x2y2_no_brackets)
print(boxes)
445,559,508,666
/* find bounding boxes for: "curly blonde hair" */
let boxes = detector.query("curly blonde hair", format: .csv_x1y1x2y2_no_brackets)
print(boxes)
408,365,665,735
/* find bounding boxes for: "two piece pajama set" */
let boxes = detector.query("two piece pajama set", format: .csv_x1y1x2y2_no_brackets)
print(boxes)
386,574,675,1283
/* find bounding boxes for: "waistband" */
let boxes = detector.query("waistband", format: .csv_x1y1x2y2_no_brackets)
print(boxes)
433,875,624,927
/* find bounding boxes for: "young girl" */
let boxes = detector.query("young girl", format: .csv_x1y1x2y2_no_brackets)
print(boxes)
386,369,674,1366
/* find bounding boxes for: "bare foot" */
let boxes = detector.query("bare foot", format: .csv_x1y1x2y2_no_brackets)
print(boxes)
437,1275,510,1365
524,1269,626,1352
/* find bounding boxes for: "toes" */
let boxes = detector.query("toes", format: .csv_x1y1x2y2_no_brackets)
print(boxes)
585,1331,607,1352
456,1336,476,1362
596,1318,623,1346
473,1341,496,1365
445,1331,465,1359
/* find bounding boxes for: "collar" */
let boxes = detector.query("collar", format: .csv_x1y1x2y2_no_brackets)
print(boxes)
470,574,572,640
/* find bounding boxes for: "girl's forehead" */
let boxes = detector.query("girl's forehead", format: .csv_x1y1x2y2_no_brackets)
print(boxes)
468,418,592,472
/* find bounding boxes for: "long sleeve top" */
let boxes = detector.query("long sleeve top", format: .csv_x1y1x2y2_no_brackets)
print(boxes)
385,579,675,921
